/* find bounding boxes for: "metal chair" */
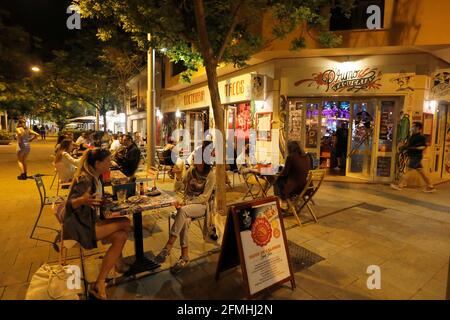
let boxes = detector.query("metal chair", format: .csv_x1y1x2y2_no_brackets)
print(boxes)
30,174,65,243
155,150,174,182
241,171,267,200
286,169,326,227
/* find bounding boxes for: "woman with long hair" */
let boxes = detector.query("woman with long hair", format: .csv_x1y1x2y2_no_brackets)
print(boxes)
275,141,311,200
155,141,215,274
63,148,131,300
53,139,80,183
16,119,40,180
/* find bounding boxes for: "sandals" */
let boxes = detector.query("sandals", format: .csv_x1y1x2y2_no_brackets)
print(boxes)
155,248,171,264
170,256,190,274
89,283,107,300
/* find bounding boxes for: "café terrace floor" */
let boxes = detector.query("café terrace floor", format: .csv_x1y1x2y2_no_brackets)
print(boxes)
0,138,449,300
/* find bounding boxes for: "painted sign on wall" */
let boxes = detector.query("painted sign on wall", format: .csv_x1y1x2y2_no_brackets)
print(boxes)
294,67,383,93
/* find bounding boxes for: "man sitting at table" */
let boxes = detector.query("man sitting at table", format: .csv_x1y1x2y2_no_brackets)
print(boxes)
155,141,214,274
274,141,311,200
114,134,141,177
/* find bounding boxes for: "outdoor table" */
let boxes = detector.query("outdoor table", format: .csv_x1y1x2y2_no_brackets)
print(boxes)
104,191,176,276
255,167,280,197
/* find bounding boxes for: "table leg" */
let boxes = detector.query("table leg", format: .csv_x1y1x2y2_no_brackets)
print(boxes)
124,211,160,277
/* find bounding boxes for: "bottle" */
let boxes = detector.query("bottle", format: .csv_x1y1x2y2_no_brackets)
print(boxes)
139,182,145,195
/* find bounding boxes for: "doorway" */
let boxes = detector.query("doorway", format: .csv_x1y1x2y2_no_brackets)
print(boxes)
288,97,400,182
433,103,450,180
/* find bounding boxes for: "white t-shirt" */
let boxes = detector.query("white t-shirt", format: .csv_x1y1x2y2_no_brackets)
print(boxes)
55,152,81,183
110,139,121,152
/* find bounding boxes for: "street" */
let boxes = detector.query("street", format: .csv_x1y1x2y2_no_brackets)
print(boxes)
0,137,448,300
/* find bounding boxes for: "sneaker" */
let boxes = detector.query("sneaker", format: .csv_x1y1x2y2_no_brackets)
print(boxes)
155,247,170,264
170,256,189,274
17,174,26,180
390,183,403,191
423,187,436,193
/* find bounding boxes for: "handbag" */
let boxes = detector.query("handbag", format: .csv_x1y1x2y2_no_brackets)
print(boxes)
25,264,81,300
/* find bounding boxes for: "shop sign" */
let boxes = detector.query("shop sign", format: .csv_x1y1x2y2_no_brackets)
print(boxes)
183,90,205,106
294,67,383,93
219,74,252,104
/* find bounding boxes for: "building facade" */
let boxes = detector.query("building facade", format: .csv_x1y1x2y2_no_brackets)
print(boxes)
155,0,450,183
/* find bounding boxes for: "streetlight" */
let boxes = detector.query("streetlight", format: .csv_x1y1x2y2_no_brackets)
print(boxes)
31,66,41,72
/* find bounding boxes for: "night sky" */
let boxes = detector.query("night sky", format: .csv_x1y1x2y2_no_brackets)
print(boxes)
1,0,75,62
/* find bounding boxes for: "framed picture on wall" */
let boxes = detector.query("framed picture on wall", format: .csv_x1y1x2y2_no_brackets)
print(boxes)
256,112,272,141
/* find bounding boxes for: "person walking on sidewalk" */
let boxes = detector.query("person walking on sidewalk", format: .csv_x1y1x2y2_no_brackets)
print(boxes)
15,119,40,180
391,122,436,193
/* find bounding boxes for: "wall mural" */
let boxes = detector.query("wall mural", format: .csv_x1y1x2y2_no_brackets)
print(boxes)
431,71,450,98
279,95,288,158
294,67,383,93
390,72,414,92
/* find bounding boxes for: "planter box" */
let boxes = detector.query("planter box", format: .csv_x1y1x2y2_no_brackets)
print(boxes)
0,140,12,145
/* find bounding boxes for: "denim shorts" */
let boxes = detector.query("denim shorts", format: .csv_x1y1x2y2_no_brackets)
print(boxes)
408,156,422,169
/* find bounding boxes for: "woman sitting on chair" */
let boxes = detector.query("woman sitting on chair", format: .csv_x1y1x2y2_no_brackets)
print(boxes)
275,141,311,200
63,148,131,300
155,141,214,274
54,139,81,183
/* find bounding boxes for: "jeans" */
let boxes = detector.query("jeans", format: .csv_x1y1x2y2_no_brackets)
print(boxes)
170,204,206,248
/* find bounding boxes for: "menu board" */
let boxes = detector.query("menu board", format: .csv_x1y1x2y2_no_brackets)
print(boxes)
376,156,392,178
256,112,272,141
215,197,295,299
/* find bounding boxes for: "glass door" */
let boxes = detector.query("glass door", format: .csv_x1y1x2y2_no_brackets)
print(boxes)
304,101,321,165
346,100,377,180
442,105,450,179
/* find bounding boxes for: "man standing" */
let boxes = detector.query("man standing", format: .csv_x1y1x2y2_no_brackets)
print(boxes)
391,122,436,193
333,122,348,171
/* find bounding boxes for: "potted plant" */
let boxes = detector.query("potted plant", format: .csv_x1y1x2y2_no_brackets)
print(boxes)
0,130,13,145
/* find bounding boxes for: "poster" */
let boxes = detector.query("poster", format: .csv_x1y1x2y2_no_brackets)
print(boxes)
235,201,291,296
288,110,302,141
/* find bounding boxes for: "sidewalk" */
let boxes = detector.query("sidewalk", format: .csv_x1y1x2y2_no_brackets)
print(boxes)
0,138,448,300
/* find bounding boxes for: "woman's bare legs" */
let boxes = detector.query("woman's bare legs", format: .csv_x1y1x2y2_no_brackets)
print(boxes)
94,218,131,298
17,152,26,175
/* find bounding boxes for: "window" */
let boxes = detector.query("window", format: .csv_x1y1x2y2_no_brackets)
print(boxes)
171,61,188,77
330,0,385,31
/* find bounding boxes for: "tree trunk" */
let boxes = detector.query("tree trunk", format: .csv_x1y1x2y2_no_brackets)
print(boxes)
193,0,227,216
103,112,107,132
205,61,227,216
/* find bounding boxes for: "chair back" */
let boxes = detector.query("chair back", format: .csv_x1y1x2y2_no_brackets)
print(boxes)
303,169,326,199
33,175,47,206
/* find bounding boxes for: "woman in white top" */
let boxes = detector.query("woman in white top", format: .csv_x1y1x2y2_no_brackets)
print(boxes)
54,139,81,183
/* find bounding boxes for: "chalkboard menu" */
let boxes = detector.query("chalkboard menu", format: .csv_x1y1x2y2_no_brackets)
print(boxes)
377,156,392,177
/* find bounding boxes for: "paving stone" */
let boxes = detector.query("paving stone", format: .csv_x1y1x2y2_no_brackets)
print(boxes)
0,264,31,287
1,282,30,300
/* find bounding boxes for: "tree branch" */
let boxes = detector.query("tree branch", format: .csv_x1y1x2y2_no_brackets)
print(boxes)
217,0,246,63
193,0,216,65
